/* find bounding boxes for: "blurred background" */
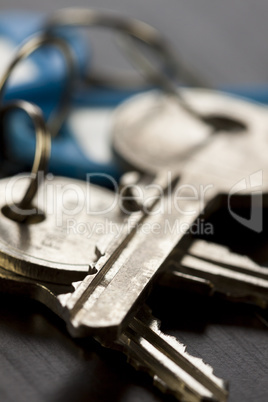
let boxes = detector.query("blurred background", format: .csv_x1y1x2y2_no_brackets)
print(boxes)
1,0,268,87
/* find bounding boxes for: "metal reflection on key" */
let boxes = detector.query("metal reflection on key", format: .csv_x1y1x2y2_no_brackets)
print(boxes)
111,88,268,307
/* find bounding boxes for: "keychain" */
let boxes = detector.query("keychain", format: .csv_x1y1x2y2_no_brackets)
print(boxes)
2,8,268,184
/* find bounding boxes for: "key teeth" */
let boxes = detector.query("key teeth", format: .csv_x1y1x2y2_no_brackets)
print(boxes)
151,316,226,392
170,338,227,393
133,308,228,400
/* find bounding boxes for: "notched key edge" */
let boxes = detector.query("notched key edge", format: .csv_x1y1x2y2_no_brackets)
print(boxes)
115,306,228,402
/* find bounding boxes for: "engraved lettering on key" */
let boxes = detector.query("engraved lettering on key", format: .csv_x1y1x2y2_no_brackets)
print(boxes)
0,176,124,283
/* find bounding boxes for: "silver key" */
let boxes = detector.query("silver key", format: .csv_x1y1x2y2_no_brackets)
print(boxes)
0,172,202,339
0,175,124,283
111,88,268,306
0,266,228,402
112,88,255,175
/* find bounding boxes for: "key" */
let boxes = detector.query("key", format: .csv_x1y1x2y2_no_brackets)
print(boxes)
0,265,228,401
111,88,268,304
160,238,268,308
1,171,201,339
0,175,125,283
112,89,251,176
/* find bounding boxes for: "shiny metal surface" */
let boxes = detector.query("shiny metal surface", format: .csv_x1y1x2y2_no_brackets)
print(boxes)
0,176,123,282
0,170,208,337
111,88,268,308
46,172,203,339
0,100,51,222
160,239,268,309
112,88,266,175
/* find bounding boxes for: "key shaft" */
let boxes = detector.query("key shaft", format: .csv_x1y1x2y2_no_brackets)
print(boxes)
67,185,207,338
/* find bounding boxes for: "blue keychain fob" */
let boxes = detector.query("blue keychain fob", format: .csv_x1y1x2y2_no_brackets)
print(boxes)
0,10,89,105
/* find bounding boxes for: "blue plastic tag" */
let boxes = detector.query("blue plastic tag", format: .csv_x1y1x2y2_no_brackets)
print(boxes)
0,11,89,105
2,101,122,185
222,85,268,104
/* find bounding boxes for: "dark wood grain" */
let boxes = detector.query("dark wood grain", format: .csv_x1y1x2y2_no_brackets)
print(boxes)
0,284,267,402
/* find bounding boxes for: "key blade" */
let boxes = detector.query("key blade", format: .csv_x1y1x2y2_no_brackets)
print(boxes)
67,201,202,339
117,307,228,402
189,240,268,280
65,172,213,339
160,239,268,308
0,265,227,401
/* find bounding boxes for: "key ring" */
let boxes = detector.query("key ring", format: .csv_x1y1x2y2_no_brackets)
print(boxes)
0,32,77,137
1,100,51,223
45,8,205,90
118,35,246,131
46,8,237,130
